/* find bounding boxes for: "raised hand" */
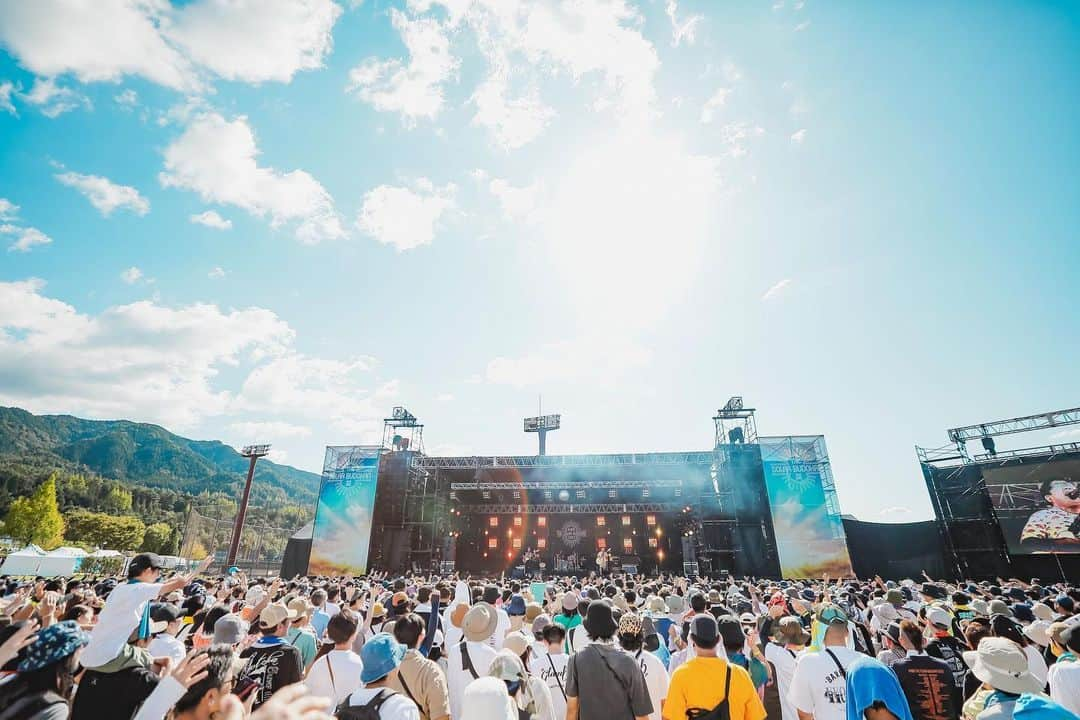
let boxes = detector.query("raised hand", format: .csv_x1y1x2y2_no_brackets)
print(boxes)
0,619,38,667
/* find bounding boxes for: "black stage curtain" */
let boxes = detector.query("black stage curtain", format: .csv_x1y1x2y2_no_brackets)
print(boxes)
843,519,945,579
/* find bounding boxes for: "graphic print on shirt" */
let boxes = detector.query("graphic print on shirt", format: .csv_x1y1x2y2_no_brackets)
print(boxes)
822,670,846,705
244,647,293,706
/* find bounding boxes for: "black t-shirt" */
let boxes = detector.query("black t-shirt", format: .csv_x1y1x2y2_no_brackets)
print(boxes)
891,653,960,720
925,636,968,690
240,639,304,709
70,666,158,720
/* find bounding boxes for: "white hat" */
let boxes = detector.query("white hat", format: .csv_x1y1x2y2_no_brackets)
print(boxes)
461,676,517,720
962,637,1044,695
872,602,900,624
1032,602,1054,622
1023,620,1051,647
926,607,952,629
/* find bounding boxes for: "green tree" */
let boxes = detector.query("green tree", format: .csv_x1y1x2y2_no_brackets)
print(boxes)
3,475,64,549
141,522,172,554
65,509,145,551
103,486,133,513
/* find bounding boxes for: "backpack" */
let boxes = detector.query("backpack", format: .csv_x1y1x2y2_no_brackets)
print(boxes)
335,689,396,720
686,665,732,720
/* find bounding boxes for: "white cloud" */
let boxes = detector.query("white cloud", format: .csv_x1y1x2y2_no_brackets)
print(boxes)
347,9,457,122
166,0,342,84
700,87,731,124
794,0,806,9
486,337,651,387
160,112,345,244
772,0,785,10
470,73,555,150
2,226,52,253
208,266,227,279
488,178,541,222
190,210,233,230
791,128,807,144
665,0,703,47
417,0,660,146
0,277,296,429
0,1,198,91
120,267,144,285
795,20,811,32
0,1,343,93
436,393,455,402
55,170,150,217
234,354,390,437
227,420,312,439
357,179,455,251
0,199,17,220
718,121,765,157
21,77,89,118
762,278,792,301
114,89,138,108
0,81,15,116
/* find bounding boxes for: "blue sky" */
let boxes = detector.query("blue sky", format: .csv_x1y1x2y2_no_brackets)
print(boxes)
1,0,1078,522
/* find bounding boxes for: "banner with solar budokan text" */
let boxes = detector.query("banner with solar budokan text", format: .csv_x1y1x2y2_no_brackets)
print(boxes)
309,445,382,576
759,436,854,578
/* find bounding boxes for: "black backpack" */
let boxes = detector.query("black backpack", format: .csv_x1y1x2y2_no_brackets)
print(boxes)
335,689,396,720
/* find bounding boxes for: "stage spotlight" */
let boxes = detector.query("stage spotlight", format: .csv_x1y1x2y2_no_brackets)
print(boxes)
981,436,997,456
558,489,570,502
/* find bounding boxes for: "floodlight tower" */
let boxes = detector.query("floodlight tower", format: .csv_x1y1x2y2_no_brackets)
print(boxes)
226,444,271,567
524,414,561,456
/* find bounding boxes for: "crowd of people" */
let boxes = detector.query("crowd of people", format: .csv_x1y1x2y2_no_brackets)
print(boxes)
0,553,1077,720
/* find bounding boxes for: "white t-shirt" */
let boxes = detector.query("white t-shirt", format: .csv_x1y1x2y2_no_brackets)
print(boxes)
446,640,497,720
527,674,558,720
81,581,163,668
788,646,860,720
625,647,669,720
344,687,419,720
764,643,802,720
305,649,364,707
147,632,186,666
489,608,511,650
1049,660,1080,715
536,651,569,720
326,601,342,617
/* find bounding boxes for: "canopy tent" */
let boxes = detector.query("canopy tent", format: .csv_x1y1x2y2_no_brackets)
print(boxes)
0,544,50,576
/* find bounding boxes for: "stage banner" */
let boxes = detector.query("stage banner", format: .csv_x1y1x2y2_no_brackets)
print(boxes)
309,445,382,576
758,436,854,578
981,456,1080,555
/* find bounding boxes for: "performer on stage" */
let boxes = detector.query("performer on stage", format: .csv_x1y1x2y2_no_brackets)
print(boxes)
596,547,610,577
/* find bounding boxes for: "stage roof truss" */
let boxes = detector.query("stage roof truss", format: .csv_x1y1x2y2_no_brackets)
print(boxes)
454,502,680,514
947,406,1080,443
414,451,714,469
449,479,685,491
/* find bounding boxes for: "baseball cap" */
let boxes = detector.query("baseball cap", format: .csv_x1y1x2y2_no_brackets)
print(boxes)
258,602,299,630
716,615,744,648
689,614,719,644
128,553,165,576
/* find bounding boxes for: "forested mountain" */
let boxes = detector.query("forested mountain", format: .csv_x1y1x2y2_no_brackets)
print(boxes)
0,407,319,535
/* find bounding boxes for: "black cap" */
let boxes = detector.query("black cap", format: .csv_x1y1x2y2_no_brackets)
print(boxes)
690,614,719,644
150,603,183,623
716,615,744,648
920,584,946,600
129,553,164,577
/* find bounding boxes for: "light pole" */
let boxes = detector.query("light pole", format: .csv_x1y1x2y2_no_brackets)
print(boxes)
226,444,270,568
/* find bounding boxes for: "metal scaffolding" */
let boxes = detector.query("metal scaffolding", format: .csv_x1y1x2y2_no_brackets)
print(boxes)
449,479,685,491
414,451,715,470
455,502,681,514
948,406,1080,443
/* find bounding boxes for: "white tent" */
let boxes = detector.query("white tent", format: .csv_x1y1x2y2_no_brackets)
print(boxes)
38,546,88,577
0,544,48,576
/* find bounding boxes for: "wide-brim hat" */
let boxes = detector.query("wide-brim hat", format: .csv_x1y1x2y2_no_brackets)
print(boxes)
463,603,498,643
646,595,666,613
360,633,406,683
665,595,686,614
524,603,543,623
962,637,1044,695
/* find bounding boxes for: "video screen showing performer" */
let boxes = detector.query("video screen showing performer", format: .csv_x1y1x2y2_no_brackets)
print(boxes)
981,456,1080,555
1020,476,1080,550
